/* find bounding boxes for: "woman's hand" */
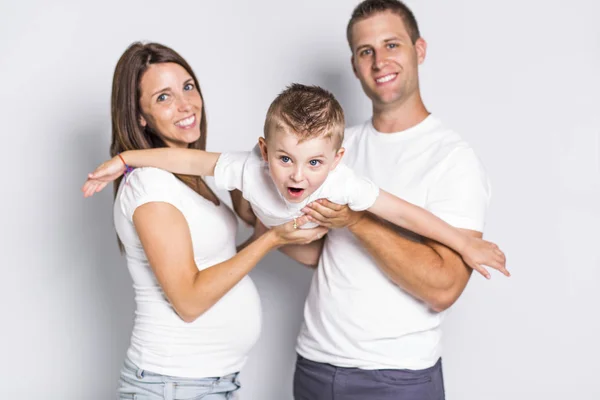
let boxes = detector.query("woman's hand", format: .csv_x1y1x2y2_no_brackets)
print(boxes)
81,156,127,198
268,215,328,248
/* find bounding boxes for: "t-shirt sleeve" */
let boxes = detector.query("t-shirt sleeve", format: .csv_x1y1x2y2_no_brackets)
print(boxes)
426,147,491,232
213,151,250,191
337,165,381,211
119,167,184,222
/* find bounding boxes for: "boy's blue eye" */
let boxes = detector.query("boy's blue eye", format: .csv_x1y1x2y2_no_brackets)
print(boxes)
309,160,321,166
280,156,291,163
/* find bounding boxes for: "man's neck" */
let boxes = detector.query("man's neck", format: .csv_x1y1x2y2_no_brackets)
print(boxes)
371,93,430,134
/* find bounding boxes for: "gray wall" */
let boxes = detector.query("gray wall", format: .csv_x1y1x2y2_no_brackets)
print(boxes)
1,0,598,398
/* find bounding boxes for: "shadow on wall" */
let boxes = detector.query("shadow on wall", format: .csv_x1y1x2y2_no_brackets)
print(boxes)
311,58,370,128
68,122,134,398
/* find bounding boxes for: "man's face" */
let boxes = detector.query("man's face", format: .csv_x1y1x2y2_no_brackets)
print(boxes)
350,11,426,110
258,129,344,203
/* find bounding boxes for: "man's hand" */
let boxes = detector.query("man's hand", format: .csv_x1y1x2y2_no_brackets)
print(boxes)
302,199,364,229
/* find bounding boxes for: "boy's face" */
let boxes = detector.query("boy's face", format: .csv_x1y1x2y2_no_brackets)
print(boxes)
258,129,344,203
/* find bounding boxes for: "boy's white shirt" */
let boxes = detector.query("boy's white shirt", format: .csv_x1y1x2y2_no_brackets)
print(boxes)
213,145,380,228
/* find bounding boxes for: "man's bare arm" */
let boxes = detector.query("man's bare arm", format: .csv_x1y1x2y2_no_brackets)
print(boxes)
348,213,475,311
230,189,256,227
254,218,326,268
278,238,326,268
303,201,476,311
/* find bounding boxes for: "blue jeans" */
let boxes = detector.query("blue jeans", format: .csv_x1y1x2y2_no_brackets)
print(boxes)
118,357,241,400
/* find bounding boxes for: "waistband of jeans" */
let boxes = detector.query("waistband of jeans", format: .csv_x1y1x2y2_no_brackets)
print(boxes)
123,356,239,383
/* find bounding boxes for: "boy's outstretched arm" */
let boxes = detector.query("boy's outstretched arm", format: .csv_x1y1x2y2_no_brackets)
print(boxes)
82,148,221,197
118,148,220,177
367,190,508,279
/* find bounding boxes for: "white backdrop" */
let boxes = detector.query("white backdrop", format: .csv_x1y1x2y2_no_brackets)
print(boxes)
1,0,599,399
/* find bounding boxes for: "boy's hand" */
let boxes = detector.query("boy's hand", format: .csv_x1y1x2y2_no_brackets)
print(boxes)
461,237,509,279
81,156,126,198
302,199,364,229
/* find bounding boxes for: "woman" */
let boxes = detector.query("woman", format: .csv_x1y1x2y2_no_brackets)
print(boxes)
102,42,326,399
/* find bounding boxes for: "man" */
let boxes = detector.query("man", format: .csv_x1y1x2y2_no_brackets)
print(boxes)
287,1,496,398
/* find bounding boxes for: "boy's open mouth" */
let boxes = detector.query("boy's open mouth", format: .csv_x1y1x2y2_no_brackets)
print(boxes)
287,187,305,198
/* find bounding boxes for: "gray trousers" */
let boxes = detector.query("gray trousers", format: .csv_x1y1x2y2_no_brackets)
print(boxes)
293,354,445,400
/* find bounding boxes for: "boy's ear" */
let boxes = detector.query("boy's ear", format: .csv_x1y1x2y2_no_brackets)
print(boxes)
258,137,269,162
331,147,346,170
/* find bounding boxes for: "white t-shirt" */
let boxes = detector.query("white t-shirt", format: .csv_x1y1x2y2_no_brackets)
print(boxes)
114,167,262,378
213,145,379,229
296,115,492,370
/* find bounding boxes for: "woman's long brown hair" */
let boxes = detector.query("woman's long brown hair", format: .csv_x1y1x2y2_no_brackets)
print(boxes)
110,42,211,249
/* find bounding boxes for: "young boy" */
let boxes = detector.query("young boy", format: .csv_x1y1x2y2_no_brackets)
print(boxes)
83,84,507,278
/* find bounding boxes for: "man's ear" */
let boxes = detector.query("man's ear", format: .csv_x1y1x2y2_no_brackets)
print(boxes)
415,37,427,65
258,137,269,162
331,147,346,170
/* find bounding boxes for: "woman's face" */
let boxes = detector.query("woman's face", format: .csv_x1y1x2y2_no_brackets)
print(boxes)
138,62,203,148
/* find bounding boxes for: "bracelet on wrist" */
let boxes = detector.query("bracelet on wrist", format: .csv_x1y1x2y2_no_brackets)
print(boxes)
118,153,134,178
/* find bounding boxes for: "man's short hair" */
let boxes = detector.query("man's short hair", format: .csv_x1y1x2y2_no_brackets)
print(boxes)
347,0,421,48
264,83,345,149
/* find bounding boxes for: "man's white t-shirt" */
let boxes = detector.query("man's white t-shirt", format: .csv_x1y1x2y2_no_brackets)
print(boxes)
114,167,262,378
213,145,380,228
296,115,492,370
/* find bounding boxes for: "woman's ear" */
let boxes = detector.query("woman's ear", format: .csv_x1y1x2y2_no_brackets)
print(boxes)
139,115,147,127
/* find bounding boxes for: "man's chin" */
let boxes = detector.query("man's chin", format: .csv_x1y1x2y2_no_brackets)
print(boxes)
367,88,403,106
377,94,402,106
